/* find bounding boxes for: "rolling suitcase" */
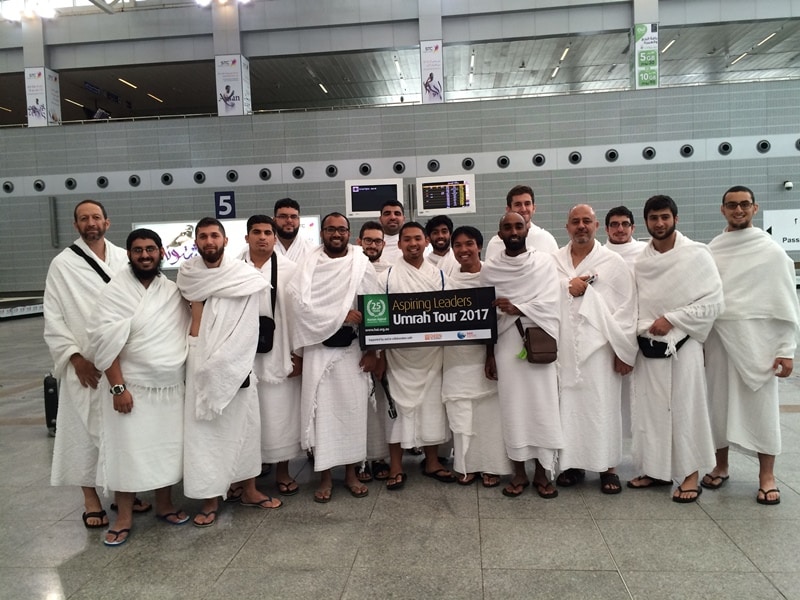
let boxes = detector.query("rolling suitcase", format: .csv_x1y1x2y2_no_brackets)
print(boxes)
44,372,58,437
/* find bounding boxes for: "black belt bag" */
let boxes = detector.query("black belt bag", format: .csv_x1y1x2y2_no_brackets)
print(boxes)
322,326,357,347
637,335,689,359
257,316,275,353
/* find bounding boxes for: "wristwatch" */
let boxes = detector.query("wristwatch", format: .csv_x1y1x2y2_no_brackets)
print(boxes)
110,384,127,396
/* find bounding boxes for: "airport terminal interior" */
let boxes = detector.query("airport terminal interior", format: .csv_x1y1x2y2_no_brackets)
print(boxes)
2,0,800,598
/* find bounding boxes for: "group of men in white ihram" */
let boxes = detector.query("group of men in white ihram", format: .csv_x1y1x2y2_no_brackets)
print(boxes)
44,183,798,547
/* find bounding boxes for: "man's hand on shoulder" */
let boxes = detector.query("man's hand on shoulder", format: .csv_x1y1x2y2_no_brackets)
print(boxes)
774,357,793,378
70,353,101,389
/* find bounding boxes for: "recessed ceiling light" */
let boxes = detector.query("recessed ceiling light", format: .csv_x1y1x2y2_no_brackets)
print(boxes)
118,78,137,89
731,52,748,65
0,106,12,112
560,46,570,61
551,66,559,78
147,93,163,103
319,82,328,94
661,39,676,53
757,32,777,46
64,98,84,108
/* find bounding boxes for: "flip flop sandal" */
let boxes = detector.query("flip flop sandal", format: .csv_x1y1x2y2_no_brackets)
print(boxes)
193,510,218,528
600,472,622,495
156,510,190,525
82,510,108,529
103,528,131,546
502,481,530,497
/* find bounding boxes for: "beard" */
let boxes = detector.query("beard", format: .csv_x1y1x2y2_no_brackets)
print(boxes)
277,226,299,241
502,237,527,253
647,223,676,240
198,245,224,264
323,238,348,257
131,261,160,281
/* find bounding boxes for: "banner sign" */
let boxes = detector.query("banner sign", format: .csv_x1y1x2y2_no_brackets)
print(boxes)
420,39,444,104
215,54,252,116
358,287,497,349
25,67,61,127
633,23,659,90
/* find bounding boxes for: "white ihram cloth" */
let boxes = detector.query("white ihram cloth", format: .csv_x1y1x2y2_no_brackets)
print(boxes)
443,268,512,477
553,241,637,472
604,239,647,266
380,258,450,447
275,234,314,264
632,232,723,481
178,254,267,498
88,268,189,494
605,239,647,437
381,234,401,265
45,237,128,488
366,261,389,460
426,249,459,277
706,227,800,454
485,223,558,260
288,245,378,471
244,251,303,463
480,250,563,470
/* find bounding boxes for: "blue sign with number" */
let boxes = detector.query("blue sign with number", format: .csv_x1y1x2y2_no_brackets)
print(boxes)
215,191,236,219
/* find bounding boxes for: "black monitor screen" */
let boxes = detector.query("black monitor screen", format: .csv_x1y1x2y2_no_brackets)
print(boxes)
350,184,399,213
420,180,470,211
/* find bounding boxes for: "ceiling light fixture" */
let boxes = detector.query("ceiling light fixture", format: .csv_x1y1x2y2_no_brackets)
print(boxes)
1,0,56,20
551,66,559,78
560,46,570,61
64,98,84,108
661,39,676,53
319,82,328,94
470,51,475,69
730,52,748,65
468,72,473,86
757,32,777,46
118,78,137,89
393,56,403,78
0,105,12,112
147,93,163,103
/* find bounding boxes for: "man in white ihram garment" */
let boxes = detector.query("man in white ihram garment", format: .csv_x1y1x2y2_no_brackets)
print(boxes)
378,199,405,265
424,215,459,276
484,184,559,259
380,222,455,490
242,215,303,497
287,213,381,503
45,200,149,530
703,185,800,505
88,228,190,546
178,217,282,527
604,205,648,265
273,197,313,263
443,226,512,487
552,205,637,495
481,212,563,499
627,195,723,504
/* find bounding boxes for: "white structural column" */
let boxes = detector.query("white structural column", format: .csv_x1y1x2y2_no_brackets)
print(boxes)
419,0,444,104
213,1,251,116
22,17,61,126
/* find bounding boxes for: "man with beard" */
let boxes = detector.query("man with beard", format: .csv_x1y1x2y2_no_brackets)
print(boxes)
87,229,190,545
287,213,381,502
424,215,459,276
380,222,455,490
178,218,282,527
704,186,800,505
357,221,390,274
481,213,563,499
243,215,303,497
273,197,313,263
552,205,637,495
604,206,647,266
485,185,559,259
442,226,512,487
628,195,723,503
378,199,405,264
45,200,149,530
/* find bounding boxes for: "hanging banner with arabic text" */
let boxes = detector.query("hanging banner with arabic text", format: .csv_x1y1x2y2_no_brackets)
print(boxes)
633,23,659,90
420,40,444,104
358,287,496,349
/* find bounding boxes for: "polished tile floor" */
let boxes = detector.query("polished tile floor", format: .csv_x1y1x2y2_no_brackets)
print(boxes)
2,315,800,599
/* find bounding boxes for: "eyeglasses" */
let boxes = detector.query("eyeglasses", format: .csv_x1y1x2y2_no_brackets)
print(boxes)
608,221,632,229
275,214,300,221
323,226,350,235
361,237,384,246
723,201,754,210
131,246,160,255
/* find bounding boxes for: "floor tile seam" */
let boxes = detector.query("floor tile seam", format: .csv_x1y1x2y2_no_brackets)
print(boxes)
580,489,635,600
698,512,767,575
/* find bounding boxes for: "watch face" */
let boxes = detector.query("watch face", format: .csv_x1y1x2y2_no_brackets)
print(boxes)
111,384,126,395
